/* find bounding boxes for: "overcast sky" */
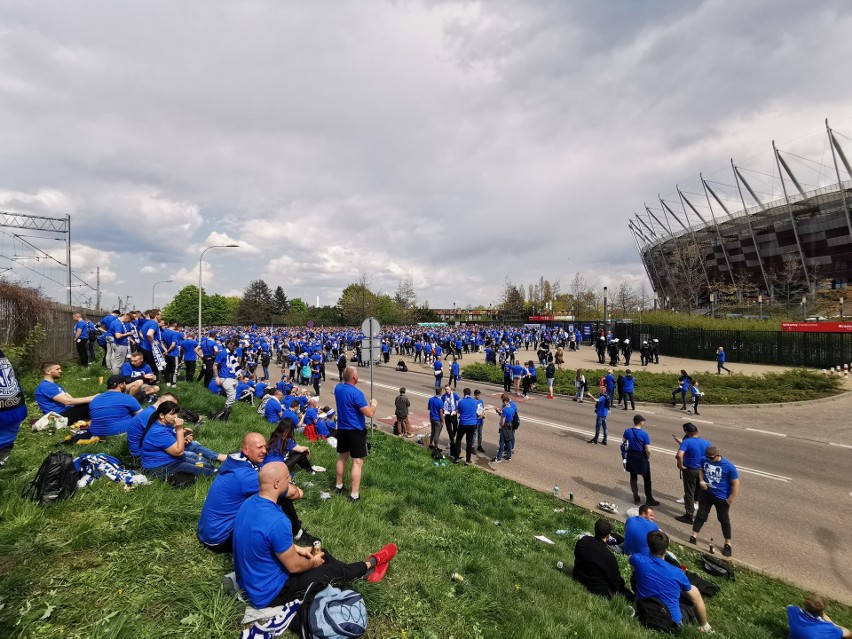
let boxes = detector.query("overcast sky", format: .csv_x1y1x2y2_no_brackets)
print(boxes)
2,0,852,311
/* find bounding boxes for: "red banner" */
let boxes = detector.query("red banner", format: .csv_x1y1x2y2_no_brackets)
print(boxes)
528,315,554,322
781,322,852,333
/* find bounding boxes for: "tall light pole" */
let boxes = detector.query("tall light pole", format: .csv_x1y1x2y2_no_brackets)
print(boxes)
602,286,608,337
801,295,807,321
840,296,844,320
198,244,239,340
709,292,715,319
758,293,763,320
152,279,173,308
452,301,456,325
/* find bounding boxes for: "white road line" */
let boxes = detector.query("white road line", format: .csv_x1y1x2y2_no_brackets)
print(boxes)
746,428,788,437
830,443,852,450
373,382,792,482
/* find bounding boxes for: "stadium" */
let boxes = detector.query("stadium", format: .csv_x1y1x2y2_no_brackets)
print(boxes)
630,120,852,306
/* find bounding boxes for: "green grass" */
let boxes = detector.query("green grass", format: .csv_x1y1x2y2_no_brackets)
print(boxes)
2,363,850,638
461,362,844,404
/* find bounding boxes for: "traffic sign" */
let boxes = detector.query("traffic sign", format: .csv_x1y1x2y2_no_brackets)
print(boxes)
361,317,381,336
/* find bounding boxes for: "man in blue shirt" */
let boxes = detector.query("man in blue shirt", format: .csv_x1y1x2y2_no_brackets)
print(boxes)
34,361,96,423
675,423,712,524
0,348,27,467
121,351,160,401
787,595,851,639
452,388,479,465
427,388,444,450
214,338,240,418
588,390,610,445
442,385,460,448
180,333,200,382
690,446,740,557
88,375,143,437
264,389,285,424
623,505,659,556
333,367,378,502
232,462,397,609
492,393,516,462
432,358,443,390
621,415,659,506
107,312,134,375
72,312,90,366
716,346,732,375
631,531,710,631
198,433,307,553
198,331,220,387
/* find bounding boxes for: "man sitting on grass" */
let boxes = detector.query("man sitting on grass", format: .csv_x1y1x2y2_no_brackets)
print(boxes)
232,462,397,608
198,433,307,554
121,351,160,401
623,504,659,556
573,519,633,601
787,594,851,638
88,375,143,437
631,530,711,633
34,361,97,423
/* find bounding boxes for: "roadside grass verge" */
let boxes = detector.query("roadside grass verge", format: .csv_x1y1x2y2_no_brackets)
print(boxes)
461,362,844,404
1,363,850,638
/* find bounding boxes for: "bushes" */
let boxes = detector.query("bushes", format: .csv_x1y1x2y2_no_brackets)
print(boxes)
462,362,843,404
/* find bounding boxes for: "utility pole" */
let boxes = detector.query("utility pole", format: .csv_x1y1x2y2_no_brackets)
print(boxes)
95,267,102,312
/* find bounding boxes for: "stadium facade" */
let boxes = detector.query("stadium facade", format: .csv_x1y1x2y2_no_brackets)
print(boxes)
629,120,852,302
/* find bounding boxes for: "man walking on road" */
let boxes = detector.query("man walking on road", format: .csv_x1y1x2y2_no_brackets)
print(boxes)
716,347,732,375
690,446,739,557
675,423,712,524
334,367,378,502
621,415,659,506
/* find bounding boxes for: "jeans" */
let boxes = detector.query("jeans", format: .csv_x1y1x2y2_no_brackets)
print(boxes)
144,459,215,479
184,441,219,463
475,419,484,447
593,415,608,443
693,490,732,540
110,344,129,375
496,428,515,460
434,373,443,390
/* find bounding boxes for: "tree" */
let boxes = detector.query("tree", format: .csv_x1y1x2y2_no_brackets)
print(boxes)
272,286,289,315
376,294,402,324
234,279,273,325
162,285,204,325
338,278,378,325
393,274,417,310
614,282,635,317
283,298,308,326
499,278,526,321
569,273,591,320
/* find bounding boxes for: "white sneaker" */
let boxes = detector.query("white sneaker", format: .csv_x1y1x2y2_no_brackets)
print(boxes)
310,465,326,473
676,498,685,504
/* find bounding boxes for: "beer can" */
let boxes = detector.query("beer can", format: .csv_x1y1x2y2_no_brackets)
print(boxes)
312,540,322,556
98,376,104,385
451,572,464,582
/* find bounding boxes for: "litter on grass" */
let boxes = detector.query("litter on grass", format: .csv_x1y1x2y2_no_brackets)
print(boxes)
534,535,555,545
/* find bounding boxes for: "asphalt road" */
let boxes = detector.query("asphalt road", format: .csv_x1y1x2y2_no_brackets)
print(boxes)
337,362,852,604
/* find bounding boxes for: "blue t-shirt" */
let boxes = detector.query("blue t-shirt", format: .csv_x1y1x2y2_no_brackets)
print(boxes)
181,339,199,361
304,406,318,426
140,422,179,469
623,515,660,556
74,319,89,339
254,382,268,398
138,319,159,351
786,606,843,639
264,439,296,465
198,454,260,546
110,318,131,346
604,374,616,391
622,427,651,453
428,395,443,421
334,383,368,431
233,494,294,608
458,396,478,426
127,406,155,457
500,403,517,427
281,408,300,427
679,437,712,470
88,391,141,437
630,554,692,625
34,380,69,414
215,350,238,379
717,350,726,363
703,456,739,500
264,397,283,424
121,361,152,381
595,395,609,417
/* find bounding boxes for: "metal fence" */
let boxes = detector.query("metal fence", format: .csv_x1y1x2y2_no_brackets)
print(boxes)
616,323,852,369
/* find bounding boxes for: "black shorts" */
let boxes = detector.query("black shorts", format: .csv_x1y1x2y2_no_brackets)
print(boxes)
336,429,368,458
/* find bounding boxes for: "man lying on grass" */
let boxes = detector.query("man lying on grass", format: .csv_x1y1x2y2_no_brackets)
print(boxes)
232,461,397,608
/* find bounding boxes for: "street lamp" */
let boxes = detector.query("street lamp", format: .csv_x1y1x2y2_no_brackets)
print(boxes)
152,279,173,308
602,286,608,337
452,301,456,325
840,296,845,320
709,292,715,319
758,294,763,320
801,295,807,321
653,292,658,311
198,244,239,340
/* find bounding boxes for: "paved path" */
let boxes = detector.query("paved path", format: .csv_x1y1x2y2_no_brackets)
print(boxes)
324,356,852,604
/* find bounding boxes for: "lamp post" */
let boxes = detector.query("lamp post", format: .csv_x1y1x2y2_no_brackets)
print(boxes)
709,292,715,319
152,279,173,308
758,294,763,320
602,286,608,337
198,244,239,340
489,303,492,323
653,292,658,311
840,296,845,320
452,301,456,325
801,295,807,321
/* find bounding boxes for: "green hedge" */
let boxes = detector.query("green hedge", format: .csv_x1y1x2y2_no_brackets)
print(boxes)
461,362,843,404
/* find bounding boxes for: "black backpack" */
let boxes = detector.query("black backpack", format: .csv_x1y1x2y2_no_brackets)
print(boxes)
23,452,79,505
635,596,678,634
702,554,735,580
512,410,520,430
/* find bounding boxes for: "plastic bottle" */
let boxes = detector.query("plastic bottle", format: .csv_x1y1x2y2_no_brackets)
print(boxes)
709,538,715,554
555,529,569,535
553,484,560,498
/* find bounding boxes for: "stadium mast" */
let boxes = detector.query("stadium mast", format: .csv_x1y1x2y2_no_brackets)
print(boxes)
826,119,852,242
731,160,771,294
772,140,811,291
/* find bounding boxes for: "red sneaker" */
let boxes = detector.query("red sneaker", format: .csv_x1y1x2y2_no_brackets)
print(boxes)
366,543,397,583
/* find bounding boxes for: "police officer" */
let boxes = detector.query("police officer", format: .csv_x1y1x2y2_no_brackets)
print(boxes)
607,338,620,367
640,340,651,366
198,330,220,387
651,338,660,364
596,335,606,364
621,339,632,366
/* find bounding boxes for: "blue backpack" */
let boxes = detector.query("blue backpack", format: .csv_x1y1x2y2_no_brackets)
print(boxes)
300,583,367,639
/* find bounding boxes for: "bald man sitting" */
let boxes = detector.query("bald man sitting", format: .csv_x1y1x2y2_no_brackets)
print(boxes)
232,462,398,608
198,433,307,553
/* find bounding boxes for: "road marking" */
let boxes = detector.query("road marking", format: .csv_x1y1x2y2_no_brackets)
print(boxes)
373,382,791,482
830,442,852,450
747,428,787,437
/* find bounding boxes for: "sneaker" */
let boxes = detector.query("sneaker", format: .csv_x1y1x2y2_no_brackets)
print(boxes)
633,495,641,504
334,486,345,495
505,457,512,462
366,543,398,583
464,461,472,466
310,465,326,473
675,514,694,524
477,446,485,452
587,438,597,444
601,441,607,446
689,535,697,545
646,499,661,507
490,457,502,463
348,495,360,503
722,544,732,557
676,498,686,504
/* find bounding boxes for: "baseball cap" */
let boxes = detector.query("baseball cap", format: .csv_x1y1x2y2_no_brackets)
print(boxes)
682,422,698,433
